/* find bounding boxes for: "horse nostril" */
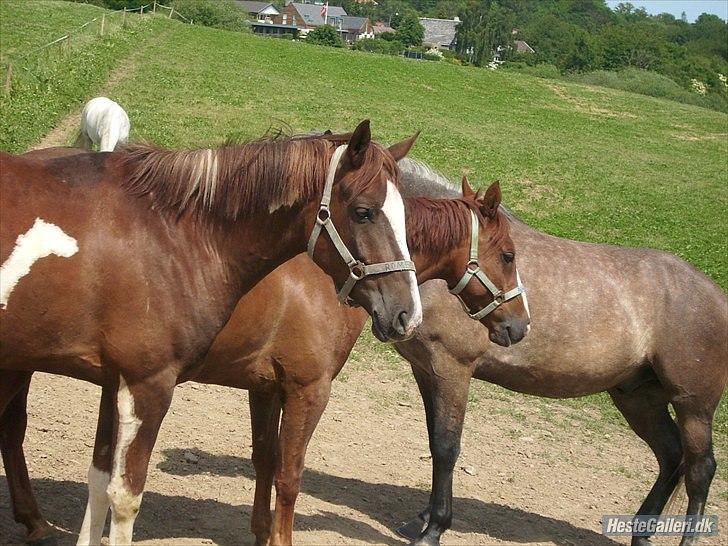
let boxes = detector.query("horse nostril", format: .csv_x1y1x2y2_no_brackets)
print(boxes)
395,310,409,334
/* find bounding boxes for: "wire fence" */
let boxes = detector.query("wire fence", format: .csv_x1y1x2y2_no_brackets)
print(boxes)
2,1,193,96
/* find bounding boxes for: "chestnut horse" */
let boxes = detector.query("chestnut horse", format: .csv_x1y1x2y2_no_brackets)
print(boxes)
0,121,429,545
0,150,529,545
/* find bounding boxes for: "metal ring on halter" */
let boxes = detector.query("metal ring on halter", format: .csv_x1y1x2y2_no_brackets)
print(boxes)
449,208,525,320
307,144,417,305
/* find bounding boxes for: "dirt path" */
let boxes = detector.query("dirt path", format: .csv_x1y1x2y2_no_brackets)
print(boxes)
1,353,726,545
29,48,143,150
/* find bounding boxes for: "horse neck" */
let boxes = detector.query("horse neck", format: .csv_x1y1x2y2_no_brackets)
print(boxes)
404,197,472,284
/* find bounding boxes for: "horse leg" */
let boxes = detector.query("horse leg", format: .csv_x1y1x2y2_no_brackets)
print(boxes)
409,362,470,546
672,400,718,546
1,371,56,545
608,381,683,546
249,389,282,546
77,386,115,545
106,373,175,545
269,378,331,546
73,130,93,151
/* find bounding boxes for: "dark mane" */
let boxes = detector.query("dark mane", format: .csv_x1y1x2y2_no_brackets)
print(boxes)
117,134,397,222
405,197,512,258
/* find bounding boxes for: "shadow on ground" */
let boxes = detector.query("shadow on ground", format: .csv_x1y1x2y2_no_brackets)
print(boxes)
0,450,620,546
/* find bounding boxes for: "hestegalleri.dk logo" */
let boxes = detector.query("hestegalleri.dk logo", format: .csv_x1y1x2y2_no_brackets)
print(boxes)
602,515,719,537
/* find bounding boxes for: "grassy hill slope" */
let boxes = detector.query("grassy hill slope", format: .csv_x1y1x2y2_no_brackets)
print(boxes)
1,1,726,453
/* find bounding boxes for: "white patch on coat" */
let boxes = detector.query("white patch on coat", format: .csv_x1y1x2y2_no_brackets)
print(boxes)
77,466,111,546
382,180,423,332
0,218,78,309
107,376,143,545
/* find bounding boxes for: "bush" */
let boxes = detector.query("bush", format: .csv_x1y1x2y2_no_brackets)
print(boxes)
569,68,728,112
306,25,344,47
170,0,249,32
352,38,404,55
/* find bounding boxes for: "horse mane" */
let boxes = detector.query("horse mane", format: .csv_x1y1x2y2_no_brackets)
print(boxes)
398,157,523,225
118,133,397,222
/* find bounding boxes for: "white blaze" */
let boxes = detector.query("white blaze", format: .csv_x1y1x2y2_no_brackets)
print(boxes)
516,269,531,333
382,181,422,332
0,218,78,309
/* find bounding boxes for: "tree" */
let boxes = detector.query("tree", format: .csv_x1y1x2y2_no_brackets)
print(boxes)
307,25,344,47
456,1,514,66
395,14,425,47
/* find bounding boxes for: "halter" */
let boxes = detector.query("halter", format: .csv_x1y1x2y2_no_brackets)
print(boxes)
308,145,416,304
449,209,524,320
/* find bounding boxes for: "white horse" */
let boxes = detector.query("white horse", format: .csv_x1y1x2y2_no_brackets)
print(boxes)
74,96,130,152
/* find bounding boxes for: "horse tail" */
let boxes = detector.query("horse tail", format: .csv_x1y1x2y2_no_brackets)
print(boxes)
661,474,686,516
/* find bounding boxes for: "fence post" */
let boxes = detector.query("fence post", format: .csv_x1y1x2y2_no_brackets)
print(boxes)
4,63,12,96
100,14,105,35
153,1,157,14
140,5,144,14
123,7,127,27
169,7,174,19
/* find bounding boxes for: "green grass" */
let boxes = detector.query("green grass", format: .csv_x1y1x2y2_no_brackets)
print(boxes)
0,1,155,152
1,0,727,478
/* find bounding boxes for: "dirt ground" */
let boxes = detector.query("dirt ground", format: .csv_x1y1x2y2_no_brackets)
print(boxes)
1,347,726,546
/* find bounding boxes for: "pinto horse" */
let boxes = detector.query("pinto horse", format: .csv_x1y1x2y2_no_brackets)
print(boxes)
74,97,131,152
0,121,430,545
0,151,529,545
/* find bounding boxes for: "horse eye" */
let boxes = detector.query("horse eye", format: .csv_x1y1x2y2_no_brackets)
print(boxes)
502,252,515,264
354,207,372,223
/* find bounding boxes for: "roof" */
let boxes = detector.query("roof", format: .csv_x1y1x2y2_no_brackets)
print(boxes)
372,21,394,34
339,16,369,31
419,17,459,47
291,3,347,26
514,40,535,53
235,1,279,15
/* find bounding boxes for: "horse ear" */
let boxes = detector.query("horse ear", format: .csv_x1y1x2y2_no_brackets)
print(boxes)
478,181,501,219
388,131,420,161
347,119,371,169
461,175,476,199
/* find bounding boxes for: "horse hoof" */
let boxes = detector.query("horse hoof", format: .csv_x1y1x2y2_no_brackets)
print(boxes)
28,535,58,546
631,537,651,546
411,537,440,546
395,516,427,541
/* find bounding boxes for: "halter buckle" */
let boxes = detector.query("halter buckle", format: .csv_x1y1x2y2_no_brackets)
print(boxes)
349,261,366,280
316,206,331,224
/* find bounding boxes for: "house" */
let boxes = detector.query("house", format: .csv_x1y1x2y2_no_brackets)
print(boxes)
251,22,299,37
514,40,535,54
235,1,280,22
372,21,394,35
419,17,459,50
338,16,374,42
274,3,347,29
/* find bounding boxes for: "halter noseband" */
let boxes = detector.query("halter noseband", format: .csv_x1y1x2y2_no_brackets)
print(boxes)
449,209,524,320
307,145,416,304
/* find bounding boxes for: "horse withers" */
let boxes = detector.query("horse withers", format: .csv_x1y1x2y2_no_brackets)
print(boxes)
0,121,424,545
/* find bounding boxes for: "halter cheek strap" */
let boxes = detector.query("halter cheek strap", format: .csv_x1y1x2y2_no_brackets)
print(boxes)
308,145,416,304
449,209,524,320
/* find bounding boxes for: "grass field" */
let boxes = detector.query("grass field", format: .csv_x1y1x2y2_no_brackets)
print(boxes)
1,0,726,477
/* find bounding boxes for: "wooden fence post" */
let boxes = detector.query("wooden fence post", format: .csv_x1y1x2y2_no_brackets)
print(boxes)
4,63,12,96
100,14,105,36
169,7,174,19
140,5,144,14
153,1,157,14
123,7,127,27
